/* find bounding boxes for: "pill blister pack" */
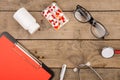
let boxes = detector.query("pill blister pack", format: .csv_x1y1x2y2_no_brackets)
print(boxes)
42,2,69,30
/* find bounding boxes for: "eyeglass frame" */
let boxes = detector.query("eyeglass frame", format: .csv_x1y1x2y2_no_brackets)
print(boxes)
73,5,109,39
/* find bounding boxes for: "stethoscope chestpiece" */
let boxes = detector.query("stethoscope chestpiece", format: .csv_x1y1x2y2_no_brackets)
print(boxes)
101,47,114,58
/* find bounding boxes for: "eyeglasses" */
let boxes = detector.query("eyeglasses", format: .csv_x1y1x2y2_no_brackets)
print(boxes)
74,5,109,39
73,62,104,80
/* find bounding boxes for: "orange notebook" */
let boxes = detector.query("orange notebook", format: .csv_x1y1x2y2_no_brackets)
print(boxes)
0,32,54,80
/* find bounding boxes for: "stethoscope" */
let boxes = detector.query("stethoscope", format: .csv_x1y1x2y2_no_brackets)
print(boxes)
101,47,120,58
73,62,104,80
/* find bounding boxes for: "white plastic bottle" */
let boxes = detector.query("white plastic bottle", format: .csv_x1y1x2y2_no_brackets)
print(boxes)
13,7,40,34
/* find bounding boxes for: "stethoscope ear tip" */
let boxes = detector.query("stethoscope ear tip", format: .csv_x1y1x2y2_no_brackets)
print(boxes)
73,68,78,72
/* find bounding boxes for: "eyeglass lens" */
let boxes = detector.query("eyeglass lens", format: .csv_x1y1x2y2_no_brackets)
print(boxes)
91,22,107,38
74,6,91,22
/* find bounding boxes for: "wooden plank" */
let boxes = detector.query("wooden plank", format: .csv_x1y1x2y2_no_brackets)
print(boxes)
19,40,120,68
0,0,120,11
51,68,120,80
80,69,120,80
0,12,120,39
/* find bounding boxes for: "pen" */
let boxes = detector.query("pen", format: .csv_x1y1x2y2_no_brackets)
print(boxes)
60,64,67,80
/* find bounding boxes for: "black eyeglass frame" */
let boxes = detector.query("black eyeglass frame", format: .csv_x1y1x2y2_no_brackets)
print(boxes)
74,5,109,39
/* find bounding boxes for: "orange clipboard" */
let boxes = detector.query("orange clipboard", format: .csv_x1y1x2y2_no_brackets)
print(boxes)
0,32,54,80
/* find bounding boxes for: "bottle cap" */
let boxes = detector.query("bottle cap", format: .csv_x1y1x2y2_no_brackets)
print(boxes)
28,23,40,34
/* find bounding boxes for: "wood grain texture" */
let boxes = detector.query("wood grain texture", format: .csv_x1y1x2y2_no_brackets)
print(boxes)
0,12,120,39
80,69,120,80
1,0,120,80
0,0,120,11
51,68,120,80
18,40,120,68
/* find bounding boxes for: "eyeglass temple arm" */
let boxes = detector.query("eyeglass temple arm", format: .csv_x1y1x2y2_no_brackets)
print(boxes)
88,66,104,80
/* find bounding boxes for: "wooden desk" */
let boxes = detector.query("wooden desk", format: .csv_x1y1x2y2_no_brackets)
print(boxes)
0,0,120,80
